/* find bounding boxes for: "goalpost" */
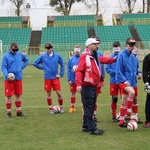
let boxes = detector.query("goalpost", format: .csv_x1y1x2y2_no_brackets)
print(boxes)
0,40,3,77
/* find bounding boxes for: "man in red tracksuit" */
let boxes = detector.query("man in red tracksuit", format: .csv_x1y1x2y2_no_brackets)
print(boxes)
76,38,116,135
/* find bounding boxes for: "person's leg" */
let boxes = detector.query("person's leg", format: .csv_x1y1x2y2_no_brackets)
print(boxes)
44,80,53,114
111,96,118,121
144,94,150,127
110,84,119,122
81,86,97,131
69,84,76,113
4,80,14,117
14,80,24,116
125,86,135,116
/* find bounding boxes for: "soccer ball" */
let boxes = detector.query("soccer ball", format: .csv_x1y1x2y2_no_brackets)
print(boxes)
127,120,138,131
52,105,61,113
8,73,15,80
72,65,78,72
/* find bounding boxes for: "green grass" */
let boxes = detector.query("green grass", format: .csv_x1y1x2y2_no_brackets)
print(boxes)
0,64,149,150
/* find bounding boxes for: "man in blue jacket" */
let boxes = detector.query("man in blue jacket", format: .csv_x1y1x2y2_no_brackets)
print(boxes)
116,37,136,127
33,42,65,114
67,45,81,113
106,41,121,122
1,42,28,118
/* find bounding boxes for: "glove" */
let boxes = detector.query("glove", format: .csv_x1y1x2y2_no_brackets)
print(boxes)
144,82,150,94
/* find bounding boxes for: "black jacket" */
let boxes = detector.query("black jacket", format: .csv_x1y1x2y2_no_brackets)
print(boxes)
142,53,150,84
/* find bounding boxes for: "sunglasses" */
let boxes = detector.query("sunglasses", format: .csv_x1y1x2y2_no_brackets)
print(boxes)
45,46,53,50
12,49,19,52
128,42,136,47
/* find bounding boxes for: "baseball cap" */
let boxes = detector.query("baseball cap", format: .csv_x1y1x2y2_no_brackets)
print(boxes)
85,38,100,47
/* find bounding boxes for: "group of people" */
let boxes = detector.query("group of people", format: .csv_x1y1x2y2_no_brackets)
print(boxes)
1,37,150,136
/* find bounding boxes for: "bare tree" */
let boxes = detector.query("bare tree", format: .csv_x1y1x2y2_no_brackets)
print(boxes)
118,0,137,13
147,0,150,12
1,0,27,16
49,0,86,16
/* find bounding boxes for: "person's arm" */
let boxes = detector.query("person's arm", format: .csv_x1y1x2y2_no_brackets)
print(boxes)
106,64,115,76
58,55,65,77
33,55,44,70
1,55,8,78
22,53,29,69
67,59,72,82
75,55,85,87
99,56,116,64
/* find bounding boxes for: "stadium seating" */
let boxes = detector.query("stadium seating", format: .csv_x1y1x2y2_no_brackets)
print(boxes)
135,24,150,48
0,28,31,52
94,25,132,50
121,13,150,25
0,16,22,28
54,15,96,27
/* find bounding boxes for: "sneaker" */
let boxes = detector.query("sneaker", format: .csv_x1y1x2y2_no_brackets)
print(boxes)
112,116,118,122
69,108,75,113
50,110,55,115
89,129,104,135
82,128,89,132
6,112,12,118
93,117,99,122
118,122,127,128
143,121,150,128
60,109,64,114
124,114,131,123
17,111,25,117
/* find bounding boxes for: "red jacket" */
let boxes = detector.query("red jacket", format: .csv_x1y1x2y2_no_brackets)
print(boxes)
75,50,115,87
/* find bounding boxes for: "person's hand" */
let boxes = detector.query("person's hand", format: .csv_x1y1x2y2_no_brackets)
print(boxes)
144,82,149,89
7,75,14,81
124,81,130,86
76,86,82,93
137,73,142,80
68,81,73,85
56,74,61,78
72,65,78,72
144,82,150,94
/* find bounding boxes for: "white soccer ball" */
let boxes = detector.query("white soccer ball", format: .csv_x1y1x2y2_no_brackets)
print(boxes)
127,120,138,131
8,73,15,80
52,105,61,113
72,65,78,72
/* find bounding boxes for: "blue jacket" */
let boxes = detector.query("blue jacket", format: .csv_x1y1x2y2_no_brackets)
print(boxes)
131,54,142,87
1,51,28,80
67,54,80,83
106,53,118,84
115,48,135,86
97,50,105,78
33,51,65,79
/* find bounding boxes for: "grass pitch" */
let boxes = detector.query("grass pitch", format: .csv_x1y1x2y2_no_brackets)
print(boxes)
0,64,149,150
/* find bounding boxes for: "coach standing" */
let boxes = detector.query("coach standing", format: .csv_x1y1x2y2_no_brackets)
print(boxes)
76,38,105,135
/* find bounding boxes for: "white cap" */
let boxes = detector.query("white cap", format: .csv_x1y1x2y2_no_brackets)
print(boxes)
74,48,81,52
85,38,100,47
